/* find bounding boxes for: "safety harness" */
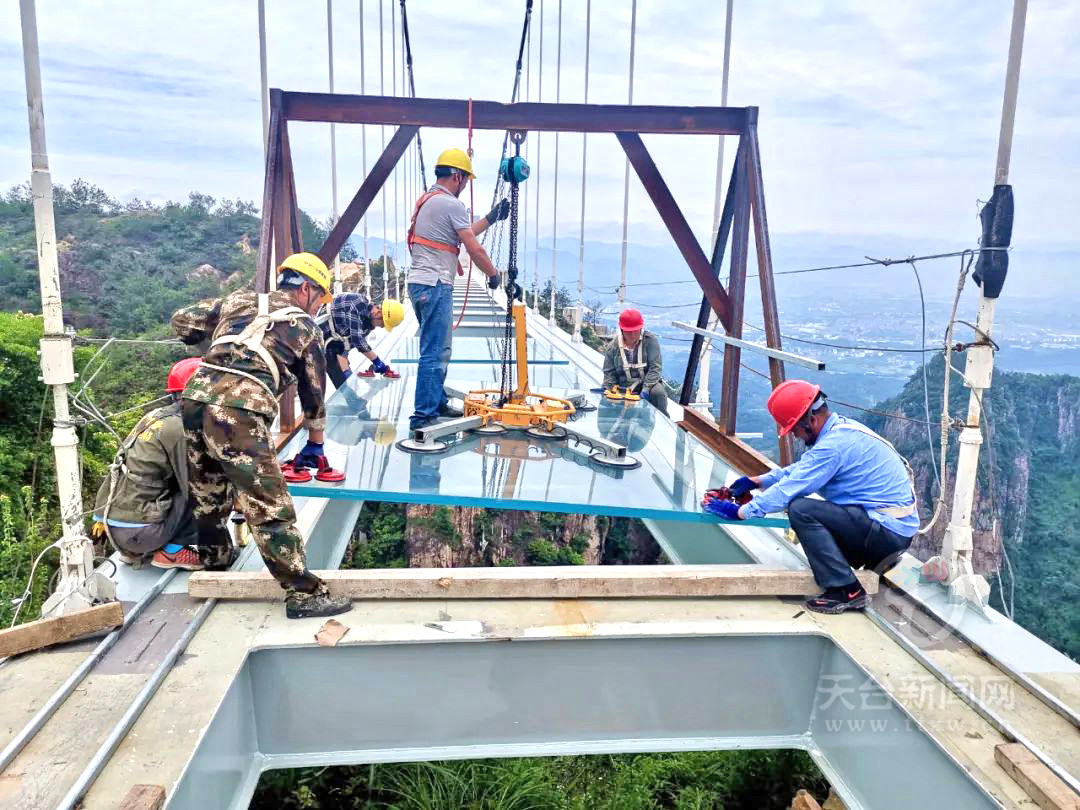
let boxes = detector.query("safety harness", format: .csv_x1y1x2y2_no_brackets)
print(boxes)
202,293,312,403
100,410,165,551
834,420,918,519
407,187,465,277
616,330,648,392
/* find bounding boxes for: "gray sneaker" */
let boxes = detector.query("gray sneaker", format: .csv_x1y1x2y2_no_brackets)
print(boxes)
285,589,353,620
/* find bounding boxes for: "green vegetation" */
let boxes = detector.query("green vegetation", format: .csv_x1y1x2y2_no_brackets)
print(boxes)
253,750,829,809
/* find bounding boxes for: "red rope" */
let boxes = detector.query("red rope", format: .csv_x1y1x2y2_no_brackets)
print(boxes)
453,98,476,331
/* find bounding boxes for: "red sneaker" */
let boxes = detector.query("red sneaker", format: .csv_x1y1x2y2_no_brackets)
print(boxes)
358,369,376,378
381,368,401,379
151,547,205,571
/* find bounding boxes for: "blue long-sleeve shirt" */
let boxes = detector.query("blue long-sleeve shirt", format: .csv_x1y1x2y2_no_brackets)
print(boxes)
742,413,918,537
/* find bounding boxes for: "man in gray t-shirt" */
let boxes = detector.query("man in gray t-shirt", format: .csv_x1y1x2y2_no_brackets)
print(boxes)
406,147,508,430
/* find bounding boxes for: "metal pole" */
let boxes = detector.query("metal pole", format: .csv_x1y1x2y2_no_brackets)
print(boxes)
391,0,400,298
327,0,341,292
258,0,269,158
379,0,389,299
573,0,591,343
932,0,1026,606
617,0,638,311
694,0,734,411
548,0,563,324
532,0,544,311
359,0,371,298
20,0,95,619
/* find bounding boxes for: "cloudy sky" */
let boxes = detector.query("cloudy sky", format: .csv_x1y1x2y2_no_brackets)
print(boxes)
1,1,1078,255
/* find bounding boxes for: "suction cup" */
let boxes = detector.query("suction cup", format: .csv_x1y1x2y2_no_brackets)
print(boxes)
396,437,449,454
525,425,568,440
589,449,641,469
474,423,508,435
282,462,312,483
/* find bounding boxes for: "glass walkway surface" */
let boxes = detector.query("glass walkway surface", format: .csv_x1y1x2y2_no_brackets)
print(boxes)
282,305,786,528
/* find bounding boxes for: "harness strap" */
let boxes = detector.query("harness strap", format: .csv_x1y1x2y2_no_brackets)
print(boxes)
408,188,465,275
325,299,351,351
616,331,647,391
209,304,310,390
834,421,918,518
199,361,278,405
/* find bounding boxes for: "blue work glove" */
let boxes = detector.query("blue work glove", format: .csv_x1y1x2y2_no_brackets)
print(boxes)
486,199,510,226
371,357,389,374
294,440,324,469
729,476,756,497
487,273,501,290
705,499,743,521
340,368,352,383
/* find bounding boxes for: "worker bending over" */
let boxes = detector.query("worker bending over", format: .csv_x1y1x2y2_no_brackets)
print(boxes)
602,308,668,414
92,358,209,570
322,292,405,389
710,380,917,614
406,147,508,431
171,252,351,619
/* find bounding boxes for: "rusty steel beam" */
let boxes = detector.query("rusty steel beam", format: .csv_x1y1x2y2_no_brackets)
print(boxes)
255,101,282,292
745,116,793,465
318,125,418,265
281,121,303,251
281,92,752,135
717,138,752,433
679,143,742,407
616,132,732,331
679,406,772,477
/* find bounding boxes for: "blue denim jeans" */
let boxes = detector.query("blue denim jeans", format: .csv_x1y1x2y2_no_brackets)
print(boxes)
409,282,453,428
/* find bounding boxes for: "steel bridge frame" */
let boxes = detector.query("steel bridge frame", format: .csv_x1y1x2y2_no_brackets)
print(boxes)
256,89,794,465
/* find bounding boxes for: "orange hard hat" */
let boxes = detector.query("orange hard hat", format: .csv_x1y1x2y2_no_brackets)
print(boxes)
619,308,645,332
767,379,821,436
166,357,202,393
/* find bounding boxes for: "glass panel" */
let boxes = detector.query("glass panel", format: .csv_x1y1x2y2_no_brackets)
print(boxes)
282,333,786,527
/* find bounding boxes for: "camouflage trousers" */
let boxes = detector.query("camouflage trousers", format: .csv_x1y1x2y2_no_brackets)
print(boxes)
181,400,322,594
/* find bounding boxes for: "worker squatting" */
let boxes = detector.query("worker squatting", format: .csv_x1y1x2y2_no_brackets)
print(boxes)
91,145,916,619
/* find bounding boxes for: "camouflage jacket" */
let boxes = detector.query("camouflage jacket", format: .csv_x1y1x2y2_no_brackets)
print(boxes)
94,401,188,525
171,289,326,427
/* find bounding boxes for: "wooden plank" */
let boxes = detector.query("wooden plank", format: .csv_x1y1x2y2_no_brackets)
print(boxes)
791,790,824,810
994,743,1080,810
119,784,166,810
189,565,879,601
0,601,123,659
678,405,773,476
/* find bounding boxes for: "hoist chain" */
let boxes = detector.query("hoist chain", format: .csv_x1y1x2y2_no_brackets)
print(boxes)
497,142,524,405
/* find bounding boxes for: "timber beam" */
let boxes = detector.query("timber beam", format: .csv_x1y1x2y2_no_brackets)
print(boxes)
188,565,878,600
678,406,773,477
0,601,123,658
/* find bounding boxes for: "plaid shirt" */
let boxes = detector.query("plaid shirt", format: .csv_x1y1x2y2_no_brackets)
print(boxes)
322,293,375,354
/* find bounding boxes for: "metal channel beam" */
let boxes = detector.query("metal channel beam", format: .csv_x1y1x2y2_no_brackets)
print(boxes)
170,636,1001,810
281,92,751,134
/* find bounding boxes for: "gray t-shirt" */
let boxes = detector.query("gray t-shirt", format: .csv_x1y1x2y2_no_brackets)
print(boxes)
407,185,471,287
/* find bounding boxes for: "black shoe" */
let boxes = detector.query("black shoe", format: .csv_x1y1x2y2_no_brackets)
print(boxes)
410,416,438,432
805,583,870,615
285,589,353,620
438,402,464,418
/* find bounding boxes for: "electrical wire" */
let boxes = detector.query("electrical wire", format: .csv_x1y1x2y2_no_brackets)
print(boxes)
909,259,940,492
8,541,60,627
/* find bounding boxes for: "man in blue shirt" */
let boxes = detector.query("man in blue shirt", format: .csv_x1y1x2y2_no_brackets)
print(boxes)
708,380,917,614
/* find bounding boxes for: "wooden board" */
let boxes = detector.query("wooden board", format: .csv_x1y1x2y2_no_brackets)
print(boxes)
119,784,166,810
189,565,878,600
994,743,1080,810
679,406,773,476
0,601,123,658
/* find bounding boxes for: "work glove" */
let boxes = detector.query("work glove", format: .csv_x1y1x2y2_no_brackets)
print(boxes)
340,368,352,383
487,273,501,290
704,499,743,521
486,199,510,226
91,521,108,542
371,357,390,374
293,440,325,469
729,476,756,497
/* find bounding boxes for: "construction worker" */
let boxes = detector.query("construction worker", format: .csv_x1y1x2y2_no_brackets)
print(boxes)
91,357,208,570
708,380,917,614
170,252,351,620
602,308,668,414
322,292,405,389
406,147,509,431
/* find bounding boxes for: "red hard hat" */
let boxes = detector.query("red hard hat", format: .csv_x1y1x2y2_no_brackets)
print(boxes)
767,379,821,436
619,308,645,332
166,357,202,393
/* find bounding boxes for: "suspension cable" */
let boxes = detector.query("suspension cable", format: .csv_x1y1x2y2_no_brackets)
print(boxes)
532,0,544,310
453,98,477,331
573,0,591,341
378,0,389,299
391,0,400,298
617,0,638,309
549,0,563,322
521,6,532,303
399,0,426,185
326,0,341,290
360,0,371,297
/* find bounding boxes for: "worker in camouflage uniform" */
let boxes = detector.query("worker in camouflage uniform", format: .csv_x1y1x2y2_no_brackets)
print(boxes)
171,252,351,619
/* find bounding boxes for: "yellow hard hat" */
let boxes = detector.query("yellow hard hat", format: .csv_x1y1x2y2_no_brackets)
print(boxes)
435,148,476,179
381,299,405,331
374,421,397,446
278,252,332,302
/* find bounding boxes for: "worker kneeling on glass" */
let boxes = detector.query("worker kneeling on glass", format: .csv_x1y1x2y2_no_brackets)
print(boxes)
708,380,917,615
322,292,405,389
602,308,668,414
